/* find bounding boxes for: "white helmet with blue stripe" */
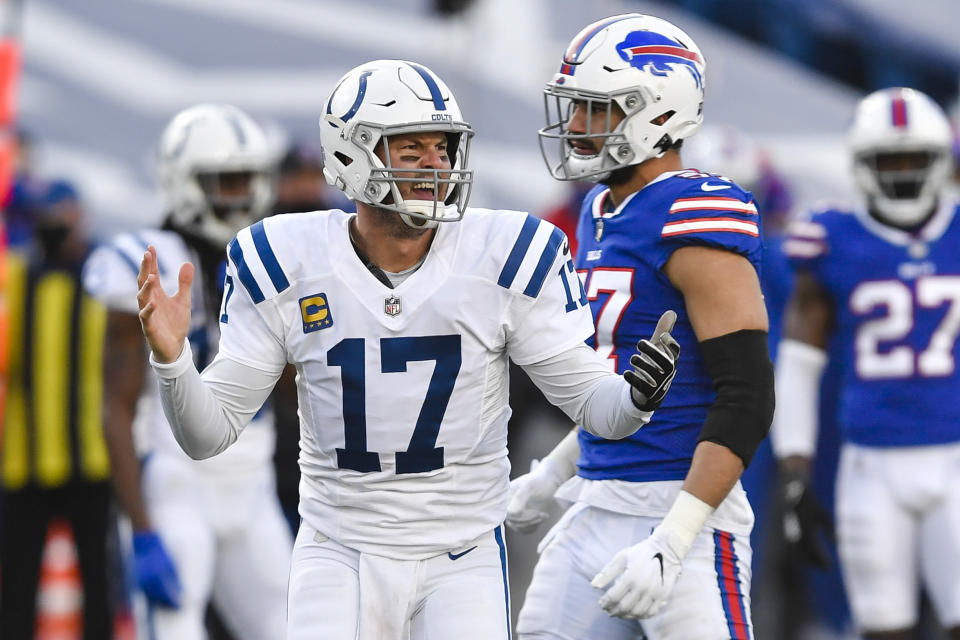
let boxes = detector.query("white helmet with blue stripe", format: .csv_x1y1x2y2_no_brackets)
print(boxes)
848,87,954,227
319,59,475,228
539,14,705,182
158,103,276,247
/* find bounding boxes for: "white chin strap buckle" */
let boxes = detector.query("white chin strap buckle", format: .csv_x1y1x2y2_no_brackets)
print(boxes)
398,200,455,229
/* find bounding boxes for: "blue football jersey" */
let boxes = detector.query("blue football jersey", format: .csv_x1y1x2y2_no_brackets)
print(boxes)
761,235,794,352
575,170,763,481
784,201,960,447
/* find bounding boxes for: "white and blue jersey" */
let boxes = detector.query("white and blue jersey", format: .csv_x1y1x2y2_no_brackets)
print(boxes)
83,229,276,474
86,229,291,640
784,200,960,448
574,170,763,482
215,209,595,560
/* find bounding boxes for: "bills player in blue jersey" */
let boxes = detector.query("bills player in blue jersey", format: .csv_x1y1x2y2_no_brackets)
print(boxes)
132,59,681,640
772,88,960,640
508,13,774,640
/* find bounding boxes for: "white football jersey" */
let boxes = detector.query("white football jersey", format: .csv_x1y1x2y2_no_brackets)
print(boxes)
83,229,275,475
219,209,594,559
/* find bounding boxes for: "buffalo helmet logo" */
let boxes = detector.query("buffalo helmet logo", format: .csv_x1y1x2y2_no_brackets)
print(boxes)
615,31,704,89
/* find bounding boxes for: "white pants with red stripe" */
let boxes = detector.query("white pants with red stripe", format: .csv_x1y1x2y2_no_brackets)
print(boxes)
836,442,960,632
517,505,753,640
286,523,512,640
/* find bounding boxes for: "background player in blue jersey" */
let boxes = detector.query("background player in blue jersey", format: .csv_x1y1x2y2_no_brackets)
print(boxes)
772,87,960,640
133,59,681,640
509,14,774,640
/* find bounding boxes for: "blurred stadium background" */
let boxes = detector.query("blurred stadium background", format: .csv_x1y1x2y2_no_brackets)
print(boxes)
21,0,958,235
3,0,960,638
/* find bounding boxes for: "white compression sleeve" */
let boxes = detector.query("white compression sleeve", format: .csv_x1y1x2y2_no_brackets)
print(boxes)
150,339,282,459
521,342,652,440
770,339,828,459
542,427,581,480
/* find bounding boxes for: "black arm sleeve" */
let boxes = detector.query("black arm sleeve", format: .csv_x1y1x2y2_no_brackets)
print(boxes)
696,329,775,467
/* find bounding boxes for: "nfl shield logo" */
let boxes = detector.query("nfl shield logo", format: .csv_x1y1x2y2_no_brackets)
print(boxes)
384,295,402,317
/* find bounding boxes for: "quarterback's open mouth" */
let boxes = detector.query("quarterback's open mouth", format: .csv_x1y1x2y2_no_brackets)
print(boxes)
411,182,436,199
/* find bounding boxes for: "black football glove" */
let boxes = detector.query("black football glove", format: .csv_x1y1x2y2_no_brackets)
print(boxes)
780,468,834,569
625,310,681,411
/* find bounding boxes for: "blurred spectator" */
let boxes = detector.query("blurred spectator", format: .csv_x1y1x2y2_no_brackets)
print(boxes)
0,179,113,640
684,125,792,228
539,181,593,257
274,139,352,215
3,129,46,248
433,0,474,15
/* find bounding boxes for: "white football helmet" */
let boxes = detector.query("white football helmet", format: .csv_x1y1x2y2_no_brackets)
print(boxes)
158,104,275,247
539,14,706,182
319,59,474,228
849,87,953,227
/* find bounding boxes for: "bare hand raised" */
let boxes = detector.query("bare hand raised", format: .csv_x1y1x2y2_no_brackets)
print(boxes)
137,246,194,364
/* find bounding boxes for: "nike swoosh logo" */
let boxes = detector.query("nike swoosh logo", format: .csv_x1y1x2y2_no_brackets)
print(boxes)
701,183,731,191
448,546,478,561
653,552,664,581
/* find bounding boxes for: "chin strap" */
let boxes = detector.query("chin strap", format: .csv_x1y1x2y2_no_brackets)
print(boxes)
398,200,458,229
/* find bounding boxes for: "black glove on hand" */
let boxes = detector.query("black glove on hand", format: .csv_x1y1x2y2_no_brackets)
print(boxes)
780,468,834,569
625,310,681,411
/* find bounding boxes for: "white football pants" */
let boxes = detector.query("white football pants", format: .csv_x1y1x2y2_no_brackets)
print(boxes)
139,456,292,640
517,504,753,640
286,523,511,640
836,441,960,632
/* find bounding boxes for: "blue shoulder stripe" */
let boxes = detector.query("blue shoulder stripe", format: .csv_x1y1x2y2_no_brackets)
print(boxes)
130,232,167,276
250,221,290,294
497,215,540,289
523,226,564,298
109,246,141,275
228,238,265,304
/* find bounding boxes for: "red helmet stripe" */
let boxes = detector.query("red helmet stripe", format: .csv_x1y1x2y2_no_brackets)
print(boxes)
624,45,703,65
891,96,908,128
